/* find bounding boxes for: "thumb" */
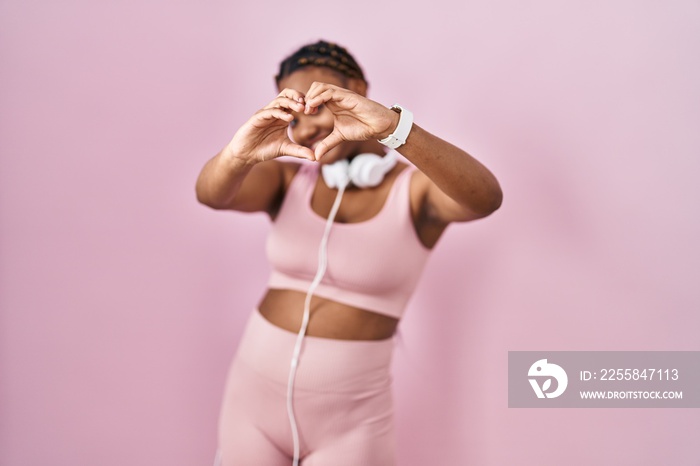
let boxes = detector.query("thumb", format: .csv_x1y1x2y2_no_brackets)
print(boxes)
314,130,345,161
280,141,315,161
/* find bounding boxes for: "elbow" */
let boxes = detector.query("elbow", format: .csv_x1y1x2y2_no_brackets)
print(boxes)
195,184,224,210
195,183,211,207
473,181,503,218
195,176,210,205
488,183,503,214
197,196,228,211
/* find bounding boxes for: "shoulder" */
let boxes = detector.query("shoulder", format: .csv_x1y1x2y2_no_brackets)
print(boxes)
281,160,324,190
387,160,414,183
252,159,306,199
271,160,326,216
278,160,305,188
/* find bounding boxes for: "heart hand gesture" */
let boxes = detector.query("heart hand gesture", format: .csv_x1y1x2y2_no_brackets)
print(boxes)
227,89,316,163
302,83,399,160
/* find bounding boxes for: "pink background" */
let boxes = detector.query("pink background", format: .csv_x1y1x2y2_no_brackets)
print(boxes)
1,1,699,465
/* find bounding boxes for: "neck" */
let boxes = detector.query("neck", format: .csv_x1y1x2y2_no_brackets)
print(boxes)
348,140,387,160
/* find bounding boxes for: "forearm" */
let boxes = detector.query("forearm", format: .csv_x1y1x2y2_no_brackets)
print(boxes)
397,123,503,218
195,146,256,209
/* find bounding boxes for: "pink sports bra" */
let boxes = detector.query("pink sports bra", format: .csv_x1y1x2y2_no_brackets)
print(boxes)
265,162,431,319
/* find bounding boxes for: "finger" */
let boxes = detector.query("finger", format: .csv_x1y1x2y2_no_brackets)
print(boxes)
304,82,335,102
263,96,305,113
252,108,294,126
277,88,306,103
304,81,340,100
305,88,339,114
303,81,327,100
280,141,315,161
314,129,345,161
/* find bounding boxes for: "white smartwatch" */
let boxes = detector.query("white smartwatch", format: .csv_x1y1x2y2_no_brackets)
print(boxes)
378,104,413,149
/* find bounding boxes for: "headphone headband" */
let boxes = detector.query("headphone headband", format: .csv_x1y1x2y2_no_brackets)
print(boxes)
321,152,397,189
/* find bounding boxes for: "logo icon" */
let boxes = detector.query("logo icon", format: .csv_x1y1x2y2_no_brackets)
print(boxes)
528,359,568,398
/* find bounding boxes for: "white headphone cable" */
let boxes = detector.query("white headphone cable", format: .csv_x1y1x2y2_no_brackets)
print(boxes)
287,180,348,466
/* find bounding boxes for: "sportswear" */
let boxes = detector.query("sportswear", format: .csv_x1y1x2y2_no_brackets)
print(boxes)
217,308,395,466
265,161,430,319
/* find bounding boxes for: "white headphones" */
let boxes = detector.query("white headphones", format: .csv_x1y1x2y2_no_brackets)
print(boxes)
287,124,398,190
284,127,398,466
321,151,398,189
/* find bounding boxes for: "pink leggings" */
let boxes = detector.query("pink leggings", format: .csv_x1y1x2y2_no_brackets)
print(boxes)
216,308,396,466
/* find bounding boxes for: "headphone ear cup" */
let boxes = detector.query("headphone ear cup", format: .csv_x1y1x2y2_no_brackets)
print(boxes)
321,159,350,189
347,153,383,188
322,152,398,189
348,151,398,188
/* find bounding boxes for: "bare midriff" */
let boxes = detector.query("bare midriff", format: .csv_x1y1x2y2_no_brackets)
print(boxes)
258,288,399,341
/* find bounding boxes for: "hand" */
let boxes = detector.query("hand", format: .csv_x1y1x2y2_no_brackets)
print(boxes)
227,89,315,163
303,83,399,160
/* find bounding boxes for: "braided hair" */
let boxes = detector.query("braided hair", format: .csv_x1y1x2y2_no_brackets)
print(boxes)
275,40,367,86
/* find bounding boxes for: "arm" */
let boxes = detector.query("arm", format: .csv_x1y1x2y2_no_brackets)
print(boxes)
395,123,503,224
303,82,502,224
195,89,315,214
195,149,285,213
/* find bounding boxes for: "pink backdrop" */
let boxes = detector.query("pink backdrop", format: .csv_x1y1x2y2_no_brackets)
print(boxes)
1,1,698,465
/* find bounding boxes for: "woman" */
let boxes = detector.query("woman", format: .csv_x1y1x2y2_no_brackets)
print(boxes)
196,40,502,466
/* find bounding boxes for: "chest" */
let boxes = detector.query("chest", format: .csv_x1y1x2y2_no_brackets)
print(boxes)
309,180,394,224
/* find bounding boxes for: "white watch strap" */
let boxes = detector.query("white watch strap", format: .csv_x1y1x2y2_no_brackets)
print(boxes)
378,105,413,149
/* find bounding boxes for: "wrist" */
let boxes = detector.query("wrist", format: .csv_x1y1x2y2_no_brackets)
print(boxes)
222,144,259,168
377,106,401,140
378,105,413,150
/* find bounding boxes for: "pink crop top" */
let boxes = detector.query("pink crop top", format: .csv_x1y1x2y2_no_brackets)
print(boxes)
265,162,431,319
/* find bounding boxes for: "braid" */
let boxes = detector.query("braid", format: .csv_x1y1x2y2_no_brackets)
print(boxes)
275,40,366,84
